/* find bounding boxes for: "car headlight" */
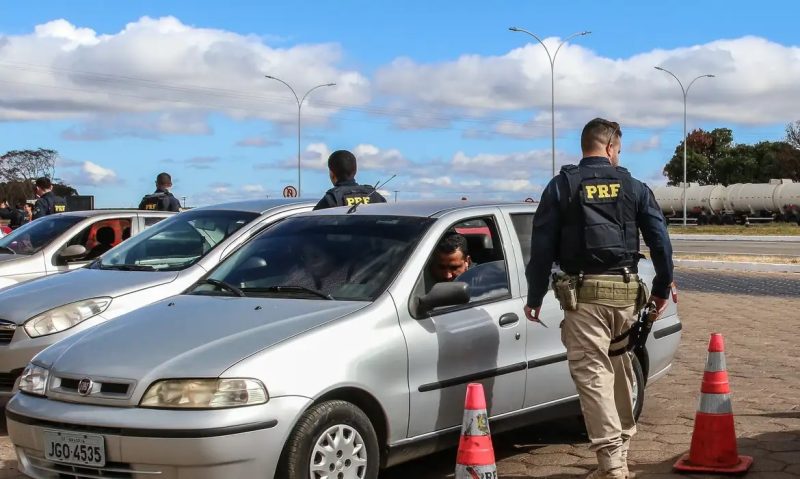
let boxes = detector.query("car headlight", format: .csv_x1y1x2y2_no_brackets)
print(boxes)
24,297,111,338
140,378,268,409
18,363,49,396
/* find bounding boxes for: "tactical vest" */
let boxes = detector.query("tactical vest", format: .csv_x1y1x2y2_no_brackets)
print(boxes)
139,192,172,211
50,195,67,214
557,164,639,274
328,184,386,208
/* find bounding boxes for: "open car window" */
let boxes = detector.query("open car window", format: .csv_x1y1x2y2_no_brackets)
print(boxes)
192,215,435,301
94,209,258,271
0,215,83,255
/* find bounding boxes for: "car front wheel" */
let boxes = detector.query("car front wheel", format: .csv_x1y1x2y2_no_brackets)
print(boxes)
277,400,379,479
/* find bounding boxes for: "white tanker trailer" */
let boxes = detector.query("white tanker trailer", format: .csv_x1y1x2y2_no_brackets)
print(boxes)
654,179,800,225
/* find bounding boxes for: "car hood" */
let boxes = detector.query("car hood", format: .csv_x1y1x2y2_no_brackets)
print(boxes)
0,268,179,324
43,295,368,383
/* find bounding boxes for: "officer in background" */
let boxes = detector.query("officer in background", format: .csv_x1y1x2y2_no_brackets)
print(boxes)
313,150,387,210
0,199,25,229
524,118,673,479
32,177,67,220
139,172,181,212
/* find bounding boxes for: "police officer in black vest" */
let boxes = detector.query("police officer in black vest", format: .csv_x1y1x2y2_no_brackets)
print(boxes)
139,172,181,212
524,118,673,479
313,150,387,210
32,177,67,220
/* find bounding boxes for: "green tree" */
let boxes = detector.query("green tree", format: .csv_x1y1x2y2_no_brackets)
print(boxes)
662,128,733,185
0,149,77,203
786,121,800,150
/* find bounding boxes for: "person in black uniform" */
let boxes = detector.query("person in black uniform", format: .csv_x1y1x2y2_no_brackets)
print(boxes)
32,177,67,220
313,150,387,210
0,199,26,229
524,118,674,479
139,172,181,212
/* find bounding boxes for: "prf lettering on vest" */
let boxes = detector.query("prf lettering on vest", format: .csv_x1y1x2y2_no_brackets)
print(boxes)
345,197,371,206
54,205,66,213
584,183,621,199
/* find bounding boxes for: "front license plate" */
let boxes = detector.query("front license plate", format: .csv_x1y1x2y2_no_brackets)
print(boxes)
44,430,106,467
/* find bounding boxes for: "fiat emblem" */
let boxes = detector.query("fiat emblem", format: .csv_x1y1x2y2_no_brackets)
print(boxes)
77,378,93,396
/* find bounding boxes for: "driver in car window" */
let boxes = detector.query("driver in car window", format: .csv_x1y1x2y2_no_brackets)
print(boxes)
429,232,472,283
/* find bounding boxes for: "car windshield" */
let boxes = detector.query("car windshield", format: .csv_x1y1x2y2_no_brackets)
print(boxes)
0,215,84,255
192,215,434,301
94,209,259,271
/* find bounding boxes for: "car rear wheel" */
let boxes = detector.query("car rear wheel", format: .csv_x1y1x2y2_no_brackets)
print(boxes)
631,352,646,421
277,400,379,479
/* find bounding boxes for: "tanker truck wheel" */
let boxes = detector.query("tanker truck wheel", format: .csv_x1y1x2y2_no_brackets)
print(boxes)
697,215,708,225
710,215,721,225
723,215,735,225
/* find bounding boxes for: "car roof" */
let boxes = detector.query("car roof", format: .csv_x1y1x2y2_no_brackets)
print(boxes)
301,200,537,218
189,198,315,214
55,209,175,218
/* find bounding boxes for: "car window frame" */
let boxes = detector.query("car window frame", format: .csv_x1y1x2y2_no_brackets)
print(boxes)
414,213,513,318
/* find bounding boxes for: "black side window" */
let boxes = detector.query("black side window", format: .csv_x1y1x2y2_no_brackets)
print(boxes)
510,213,534,265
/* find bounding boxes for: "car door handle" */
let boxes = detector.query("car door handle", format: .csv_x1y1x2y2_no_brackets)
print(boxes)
499,313,519,327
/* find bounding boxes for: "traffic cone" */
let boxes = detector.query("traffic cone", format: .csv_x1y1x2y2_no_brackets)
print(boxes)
455,383,497,479
674,333,753,474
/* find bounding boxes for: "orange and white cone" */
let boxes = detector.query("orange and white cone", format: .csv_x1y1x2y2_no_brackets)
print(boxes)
674,333,753,474
455,383,497,479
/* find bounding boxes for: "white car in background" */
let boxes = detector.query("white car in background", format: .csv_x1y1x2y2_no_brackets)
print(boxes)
0,199,313,404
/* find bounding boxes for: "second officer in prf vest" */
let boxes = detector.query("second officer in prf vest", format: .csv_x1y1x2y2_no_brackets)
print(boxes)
524,118,674,479
313,150,387,210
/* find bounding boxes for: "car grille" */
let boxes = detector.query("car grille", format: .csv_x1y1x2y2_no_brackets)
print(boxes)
27,455,162,478
0,371,21,391
0,320,16,344
51,375,134,400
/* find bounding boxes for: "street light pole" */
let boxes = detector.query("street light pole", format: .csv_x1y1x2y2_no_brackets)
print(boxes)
509,27,591,178
654,67,715,226
265,76,336,197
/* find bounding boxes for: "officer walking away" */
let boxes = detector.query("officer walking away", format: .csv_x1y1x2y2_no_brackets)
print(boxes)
32,177,67,220
139,172,181,212
524,118,674,479
313,150,387,210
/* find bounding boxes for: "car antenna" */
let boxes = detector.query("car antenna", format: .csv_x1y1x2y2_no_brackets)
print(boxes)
347,174,396,214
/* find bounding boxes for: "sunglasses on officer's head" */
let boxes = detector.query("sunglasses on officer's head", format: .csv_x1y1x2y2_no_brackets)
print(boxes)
604,121,620,153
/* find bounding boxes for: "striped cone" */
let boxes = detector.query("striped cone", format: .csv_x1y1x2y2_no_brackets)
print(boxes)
455,383,497,479
674,333,753,474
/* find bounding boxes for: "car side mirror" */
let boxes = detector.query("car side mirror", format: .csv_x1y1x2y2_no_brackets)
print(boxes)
59,244,87,262
416,281,470,317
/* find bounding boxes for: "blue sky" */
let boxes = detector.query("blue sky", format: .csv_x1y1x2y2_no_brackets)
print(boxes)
1,0,797,207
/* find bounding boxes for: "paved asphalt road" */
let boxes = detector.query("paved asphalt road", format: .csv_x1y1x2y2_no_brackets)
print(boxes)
670,238,800,257
2,269,799,478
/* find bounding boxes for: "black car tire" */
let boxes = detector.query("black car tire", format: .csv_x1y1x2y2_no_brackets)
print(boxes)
277,400,380,479
631,352,646,421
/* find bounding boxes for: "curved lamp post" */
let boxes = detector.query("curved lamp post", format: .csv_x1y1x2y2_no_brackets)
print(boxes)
509,27,591,177
654,67,715,226
265,75,336,196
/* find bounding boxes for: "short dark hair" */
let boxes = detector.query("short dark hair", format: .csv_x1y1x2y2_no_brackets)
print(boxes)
581,118,622,152
328,150,358,181
35,177,52,190
435,232,469,257
156,172,172,187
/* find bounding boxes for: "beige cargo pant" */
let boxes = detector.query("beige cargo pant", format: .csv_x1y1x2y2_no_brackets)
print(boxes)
561,302,637,474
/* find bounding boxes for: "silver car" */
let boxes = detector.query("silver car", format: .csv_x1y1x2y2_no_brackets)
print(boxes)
0,210,174,290
5,201,682,479
0,199,313,405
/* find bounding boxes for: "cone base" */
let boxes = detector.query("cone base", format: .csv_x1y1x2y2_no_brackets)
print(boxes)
673,453,753,474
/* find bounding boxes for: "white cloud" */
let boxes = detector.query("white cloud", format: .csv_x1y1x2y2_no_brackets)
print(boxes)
235,136,280,148
0,16,370,124
628,135,662,153
376,36,800,129
259,143,408,173
58,160,121,186
61,112,212,140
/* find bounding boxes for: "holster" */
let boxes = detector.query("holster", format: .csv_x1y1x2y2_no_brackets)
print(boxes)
551,272,579,311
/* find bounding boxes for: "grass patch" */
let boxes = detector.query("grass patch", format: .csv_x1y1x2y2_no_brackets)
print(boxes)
672,253,800,264
668,223,800,236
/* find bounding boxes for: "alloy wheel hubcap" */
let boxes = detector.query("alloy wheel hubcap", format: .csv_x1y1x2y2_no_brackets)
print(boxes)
310,424,367,479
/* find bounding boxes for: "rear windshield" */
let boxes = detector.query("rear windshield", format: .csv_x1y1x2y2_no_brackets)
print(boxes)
192,215,434,301
94,209,259,271
0,216,84,255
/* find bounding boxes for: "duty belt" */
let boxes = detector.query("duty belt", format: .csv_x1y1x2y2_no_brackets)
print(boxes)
577,274,641,304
